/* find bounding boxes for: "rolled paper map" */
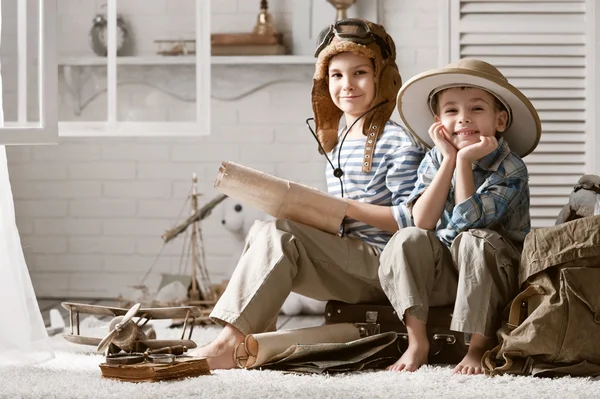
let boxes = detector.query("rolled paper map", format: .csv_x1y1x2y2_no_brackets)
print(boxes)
214,161,347,235
235,323,361,369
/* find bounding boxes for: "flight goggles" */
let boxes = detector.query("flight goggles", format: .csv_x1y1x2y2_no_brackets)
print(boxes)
314,19,391,59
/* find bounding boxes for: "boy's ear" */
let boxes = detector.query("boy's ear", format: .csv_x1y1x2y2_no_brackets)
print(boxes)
496,110,508,133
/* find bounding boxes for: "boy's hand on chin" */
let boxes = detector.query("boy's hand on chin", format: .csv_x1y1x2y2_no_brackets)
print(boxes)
458,136,498,163
429,122,456,161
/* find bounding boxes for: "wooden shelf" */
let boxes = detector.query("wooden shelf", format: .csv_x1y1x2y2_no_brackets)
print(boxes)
212,55,314,65
58,55,315,66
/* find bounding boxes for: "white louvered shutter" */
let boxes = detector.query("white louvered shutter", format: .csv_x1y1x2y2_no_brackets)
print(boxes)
447,0,588,228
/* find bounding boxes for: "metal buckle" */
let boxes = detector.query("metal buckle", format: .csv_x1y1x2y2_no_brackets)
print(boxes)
354,310,380,337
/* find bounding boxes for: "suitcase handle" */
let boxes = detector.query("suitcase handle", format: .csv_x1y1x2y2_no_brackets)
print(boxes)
396,333,457,356
431,334,456,356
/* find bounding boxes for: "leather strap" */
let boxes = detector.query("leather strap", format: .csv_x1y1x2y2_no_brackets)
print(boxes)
361,124,377,173
233,335,257,369
360,103,389,173
507,285,545,331
233,342,249,368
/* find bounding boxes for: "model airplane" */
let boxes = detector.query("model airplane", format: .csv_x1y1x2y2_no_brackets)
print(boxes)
61,302,203,355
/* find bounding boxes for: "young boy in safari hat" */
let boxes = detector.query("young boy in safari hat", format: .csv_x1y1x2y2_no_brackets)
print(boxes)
190,19,425,369
378,58,541,374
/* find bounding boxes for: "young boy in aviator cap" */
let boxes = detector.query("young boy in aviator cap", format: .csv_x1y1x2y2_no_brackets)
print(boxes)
191,19,425,369
378,59,541,374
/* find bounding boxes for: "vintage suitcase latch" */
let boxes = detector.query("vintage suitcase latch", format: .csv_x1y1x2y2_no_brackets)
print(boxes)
354,310,381,337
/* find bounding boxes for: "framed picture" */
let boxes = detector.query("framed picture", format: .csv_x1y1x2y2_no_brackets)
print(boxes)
291,0,381,56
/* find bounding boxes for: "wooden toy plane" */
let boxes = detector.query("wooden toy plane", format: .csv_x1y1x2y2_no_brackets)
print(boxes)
61,302,204,355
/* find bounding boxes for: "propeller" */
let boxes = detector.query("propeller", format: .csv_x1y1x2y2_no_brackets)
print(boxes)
97,303,141,353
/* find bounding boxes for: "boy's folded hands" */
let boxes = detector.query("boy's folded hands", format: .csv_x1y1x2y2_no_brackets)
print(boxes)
428,121,456,161
457,136,498,164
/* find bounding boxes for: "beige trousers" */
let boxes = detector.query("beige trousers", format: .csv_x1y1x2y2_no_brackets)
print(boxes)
210,219,388,335
379,227,520,337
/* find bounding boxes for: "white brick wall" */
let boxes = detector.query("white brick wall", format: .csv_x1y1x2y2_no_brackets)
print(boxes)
6,0,440,298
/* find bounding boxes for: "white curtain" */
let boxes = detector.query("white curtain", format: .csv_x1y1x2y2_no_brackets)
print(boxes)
0,1,54,366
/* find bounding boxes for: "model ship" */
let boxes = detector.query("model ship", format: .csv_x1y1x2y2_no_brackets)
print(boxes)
119,174,228,319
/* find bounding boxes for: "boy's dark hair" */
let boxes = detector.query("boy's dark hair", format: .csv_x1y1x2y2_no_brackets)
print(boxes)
430,86,508,116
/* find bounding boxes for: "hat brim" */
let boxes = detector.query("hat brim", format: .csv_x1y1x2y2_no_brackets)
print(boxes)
398,68,541,157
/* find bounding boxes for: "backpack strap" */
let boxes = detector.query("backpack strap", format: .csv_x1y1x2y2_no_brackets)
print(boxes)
483,346,535,376
507,285,545,331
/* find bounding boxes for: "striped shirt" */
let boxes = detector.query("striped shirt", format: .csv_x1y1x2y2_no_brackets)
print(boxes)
406,137,531,247
326,120,426,250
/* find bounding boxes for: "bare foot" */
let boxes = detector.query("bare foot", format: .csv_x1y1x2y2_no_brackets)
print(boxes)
387,314,429,372
387,341,429,372
453,333,494,375
189,324,245,370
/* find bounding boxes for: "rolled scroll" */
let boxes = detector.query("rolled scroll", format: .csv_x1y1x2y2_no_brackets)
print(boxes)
234,323,362,369
232,324,398,373
214,161,347,235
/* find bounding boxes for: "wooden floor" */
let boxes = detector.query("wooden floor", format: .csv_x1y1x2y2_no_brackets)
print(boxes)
38,298,325,330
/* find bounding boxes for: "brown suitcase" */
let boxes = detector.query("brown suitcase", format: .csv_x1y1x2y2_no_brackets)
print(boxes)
324,300,469,365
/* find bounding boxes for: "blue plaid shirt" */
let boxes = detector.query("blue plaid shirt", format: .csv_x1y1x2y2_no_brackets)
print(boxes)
406,138,530,247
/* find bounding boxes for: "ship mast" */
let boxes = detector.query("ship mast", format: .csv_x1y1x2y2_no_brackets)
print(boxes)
189,173,201,301
159,175,227,305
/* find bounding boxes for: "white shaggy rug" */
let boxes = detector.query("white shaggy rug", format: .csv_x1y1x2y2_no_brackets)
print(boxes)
1,318,600,399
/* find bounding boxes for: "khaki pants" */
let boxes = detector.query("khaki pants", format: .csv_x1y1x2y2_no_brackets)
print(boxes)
210,219,388,335
379,227,520,337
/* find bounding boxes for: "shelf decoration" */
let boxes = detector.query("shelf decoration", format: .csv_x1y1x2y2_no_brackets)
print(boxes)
211,0,288,56
327,0,357,22
155,40,196,56
89,4,130,56
291,0,380,56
